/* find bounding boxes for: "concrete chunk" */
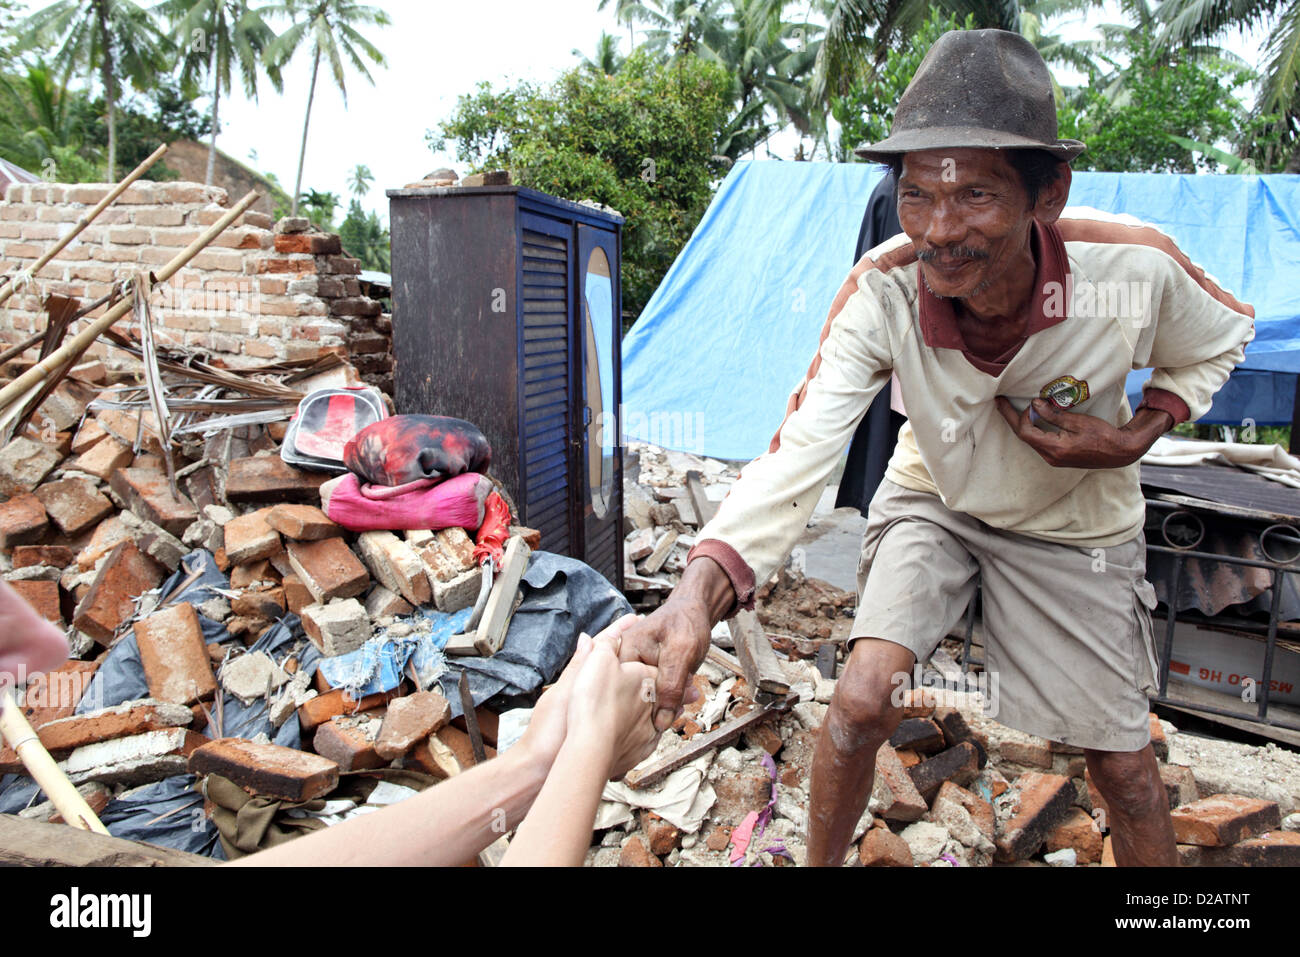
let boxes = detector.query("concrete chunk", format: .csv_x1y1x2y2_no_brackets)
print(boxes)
300,598,370,657
358,531,432,607
0,437,62,497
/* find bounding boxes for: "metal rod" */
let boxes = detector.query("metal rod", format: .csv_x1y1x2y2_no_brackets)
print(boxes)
1258,568,1284,720
1158,553,1183,698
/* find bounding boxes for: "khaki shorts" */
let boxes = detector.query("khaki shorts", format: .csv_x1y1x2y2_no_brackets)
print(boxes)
852,479,1160,752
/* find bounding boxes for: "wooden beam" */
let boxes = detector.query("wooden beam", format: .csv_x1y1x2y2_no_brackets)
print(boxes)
728,609,791,695
0,813,214,866
624,695,795,790
685,470,718,526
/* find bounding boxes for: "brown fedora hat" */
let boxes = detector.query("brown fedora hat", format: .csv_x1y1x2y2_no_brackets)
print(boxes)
854,29,1085,163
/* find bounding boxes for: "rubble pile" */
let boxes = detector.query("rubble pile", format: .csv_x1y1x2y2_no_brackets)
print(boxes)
622,440,857,648
0,353,543,859
591,657,1300,866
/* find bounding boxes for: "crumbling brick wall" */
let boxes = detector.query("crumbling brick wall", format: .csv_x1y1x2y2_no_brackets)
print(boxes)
0,181,394,394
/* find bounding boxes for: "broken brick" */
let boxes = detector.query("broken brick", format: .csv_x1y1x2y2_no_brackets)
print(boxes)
450,706,500,748
133,602,217,705
67,435,133,482
12,545,75,569
70,418,109,455
0,437,62,497
62,727,206,786
375,690,452,760
995,772,1076,862
266,504,339,541
226,455,327,503
640,811,682,857
300,598,370,656
229,559,273,588
76,514,132,570
873,743,928,822
1190,831,1300,866
1045,806,1104,864
34,477,113,536
907,741,981,803
410,732,462,779
889,717,946,755
358,531,432,607
230,586,285,620
73,541,163,642
619,835,662,867
9,579,62,626
859,826,913,866
297,686,401,732
286,537,369,603
222,509,283,565
313,713,386,771
95,408,163,455
935,780,995,842
0,492,48,546
110,468,198,536
282,573,313,616
18,660,99,728
1170,794,1281,847
511,525,541,550
363,585,411,619
37,699,194,752
436,724,495,769
189,737,340,802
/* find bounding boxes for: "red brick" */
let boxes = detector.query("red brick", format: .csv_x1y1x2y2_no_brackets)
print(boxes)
1159,763,1198,809
11,545,74,569
110,468,198,536
409,733,462,779
37,699,193,752
1045,806,1104,864
1190,830,1300,866
357,531,431,607
859,826,913,866
618,835,662,867
281,572,312,615
741,722,783,756
436,724,495,769
34,477,113,535
640,811,682,857
230,586,285,620
890,717,946,755
9,579,62,626
273,232,340,254
76,514,132,570
0,492,48,545
1170,794,1281,847
995,772,1076,862
907,741,981,803
935,780,994,841
297,686,402,731
73,541,164,642
49,784,112,825
895,749,921,768
67,435,133,481
450,707,500,748
705,826,732,852
95,408,163,455
189,737,339,801
900,687,936,719
510,525,541,550
874,743,928,822
1149,712,1168,761
0,436,62,496
133,602,217,705
70,418,108,455
375,690,452,760
222,508,283,565
225,455,327,503
266,504,339,541
286,537,369,603
229,559,273,588
18,660,98,728
313,713,386,771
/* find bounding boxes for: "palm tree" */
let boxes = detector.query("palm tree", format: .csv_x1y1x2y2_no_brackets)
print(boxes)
1156,0,1300,168
573,31,626,74
297,186,338,227
154,0,283,185
347,161,371,196
0,58,100,174
263,0,389,216
18,0,171,179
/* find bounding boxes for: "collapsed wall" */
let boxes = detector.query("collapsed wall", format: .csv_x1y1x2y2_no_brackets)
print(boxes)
0,181,393,394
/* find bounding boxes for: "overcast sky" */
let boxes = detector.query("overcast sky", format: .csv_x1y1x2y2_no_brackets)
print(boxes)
14,0,1272,221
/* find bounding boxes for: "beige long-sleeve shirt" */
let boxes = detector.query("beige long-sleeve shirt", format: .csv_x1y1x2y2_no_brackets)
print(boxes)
687,211,1256,614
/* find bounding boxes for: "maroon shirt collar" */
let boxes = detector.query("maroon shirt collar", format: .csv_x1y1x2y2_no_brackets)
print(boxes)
917,220,1070,357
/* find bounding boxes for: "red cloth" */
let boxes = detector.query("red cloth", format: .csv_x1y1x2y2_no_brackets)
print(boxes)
473,491,511,566
343,415,491,486
319,471,492,532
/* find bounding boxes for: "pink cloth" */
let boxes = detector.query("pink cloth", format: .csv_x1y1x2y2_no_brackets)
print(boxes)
320,471,492,532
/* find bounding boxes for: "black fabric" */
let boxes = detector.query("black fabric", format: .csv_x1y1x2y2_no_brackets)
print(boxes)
836,169,908,517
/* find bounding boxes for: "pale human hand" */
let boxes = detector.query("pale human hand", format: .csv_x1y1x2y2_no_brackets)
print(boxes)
514,614,642,770
0,579,69,690
565,631,661,781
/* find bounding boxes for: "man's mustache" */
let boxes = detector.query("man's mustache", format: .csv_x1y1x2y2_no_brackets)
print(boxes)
917,246,991,263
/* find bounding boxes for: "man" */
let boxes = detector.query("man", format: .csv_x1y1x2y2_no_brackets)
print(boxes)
619,28,1256,866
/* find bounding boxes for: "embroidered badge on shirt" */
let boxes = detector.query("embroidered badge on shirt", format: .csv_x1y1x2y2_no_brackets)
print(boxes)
1040,375,1090,409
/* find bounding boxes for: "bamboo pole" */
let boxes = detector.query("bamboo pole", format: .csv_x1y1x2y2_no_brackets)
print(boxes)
0,686,109,834
0,190,261,415
0,143,170,307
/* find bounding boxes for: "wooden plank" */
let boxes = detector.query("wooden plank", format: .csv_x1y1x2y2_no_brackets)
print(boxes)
685,470,718,526
705,645,746,679
472,536,531,656
624,696,795,790
728,609,791,695
0,813,215,866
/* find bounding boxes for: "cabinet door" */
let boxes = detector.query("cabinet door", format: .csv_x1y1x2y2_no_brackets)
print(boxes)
576,224,622,585
519,212,575,557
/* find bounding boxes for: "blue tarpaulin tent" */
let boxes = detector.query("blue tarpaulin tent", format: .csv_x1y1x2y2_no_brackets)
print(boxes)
621,161,1300,461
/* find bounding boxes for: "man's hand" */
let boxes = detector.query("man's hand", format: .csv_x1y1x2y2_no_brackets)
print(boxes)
995,397,1173,469
617,600,712,732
